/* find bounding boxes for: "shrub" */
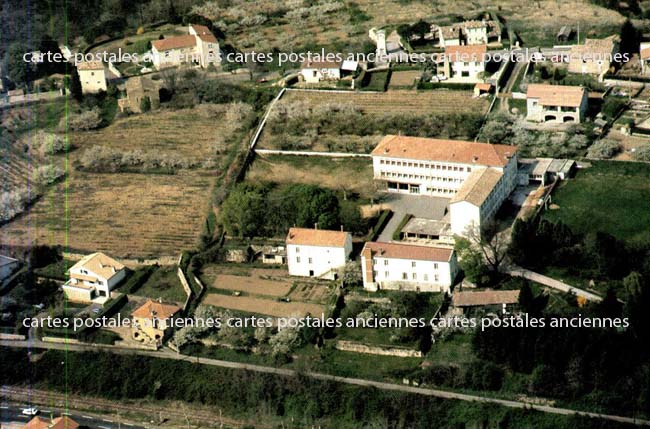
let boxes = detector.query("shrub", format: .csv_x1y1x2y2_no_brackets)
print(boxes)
632,146,650,161
0,187,31,222
64,108,102,131
32,164,64,186
26,131,70,156
587,139,620,159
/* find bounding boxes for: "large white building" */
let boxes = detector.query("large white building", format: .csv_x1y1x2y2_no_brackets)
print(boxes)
151,24,220,69
62,252,126,303
361,241,458,292
286,227,352,280
371,135,518,237
526,84,588,124
440,44,487,83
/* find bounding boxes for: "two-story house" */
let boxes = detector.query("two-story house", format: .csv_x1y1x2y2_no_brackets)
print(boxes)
286,227,352,280
361,241,458,293
77,60,107,93
440,44,487,83
131,299,181,347
526,84,588,124
62,252,126,303
151,24,220,69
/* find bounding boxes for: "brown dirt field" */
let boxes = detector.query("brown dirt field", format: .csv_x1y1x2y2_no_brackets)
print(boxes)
0,169,214,258
288,283,331,304
388,71,421,88
279,89,489,115
70,108,228,164
210,274,292,297
203,293,326,318
246,154,376,198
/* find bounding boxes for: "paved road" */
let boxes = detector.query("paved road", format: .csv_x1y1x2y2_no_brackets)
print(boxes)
2,339,647,426
0,403,144,429
506,265,603,302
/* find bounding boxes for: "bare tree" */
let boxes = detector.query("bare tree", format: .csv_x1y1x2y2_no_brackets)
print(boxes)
463,220,509,273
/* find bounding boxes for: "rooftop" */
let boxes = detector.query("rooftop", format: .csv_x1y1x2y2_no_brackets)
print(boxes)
444,44,487,61
526,84,586,107
0,254,18,267
452,289,520,307
401,218,449,237
301,60,341,69
286,227,350,248
362,241,453,262
76,60,104,71
132,299,182,320
152,34,197,51
70,252,125,280
371,135,516,167
450,167,503,206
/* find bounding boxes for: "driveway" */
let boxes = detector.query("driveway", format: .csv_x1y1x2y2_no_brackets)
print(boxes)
377,193,450,242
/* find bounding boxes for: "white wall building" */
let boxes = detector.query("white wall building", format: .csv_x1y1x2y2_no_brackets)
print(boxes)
286,227,352,280
62,252,126,303
361,242,458,293
151,24,220,70
526,84,588,124
300,60,341,83
441,44,487,83
77,61,107,93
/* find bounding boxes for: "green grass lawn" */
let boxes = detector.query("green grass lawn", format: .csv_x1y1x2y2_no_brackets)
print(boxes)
542,161,650,243
426,332,474,366
131,266,187,303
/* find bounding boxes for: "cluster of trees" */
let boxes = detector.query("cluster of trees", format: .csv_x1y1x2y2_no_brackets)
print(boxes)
479,113,594,158
586,139,621,159
509,218,647,281
76,146,204,173
26,131,71,157
267,101,484,141
63,108,103,131
1,348,637,428
173,305,317,361
219,182,364,238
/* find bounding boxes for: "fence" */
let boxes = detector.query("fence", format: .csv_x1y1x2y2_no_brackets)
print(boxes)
255,149,371,158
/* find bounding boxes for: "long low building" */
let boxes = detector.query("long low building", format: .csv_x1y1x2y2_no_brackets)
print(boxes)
361,241,458,293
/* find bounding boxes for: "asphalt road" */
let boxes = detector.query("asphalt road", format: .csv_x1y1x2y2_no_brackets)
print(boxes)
2,339,650,426
0,403,144,429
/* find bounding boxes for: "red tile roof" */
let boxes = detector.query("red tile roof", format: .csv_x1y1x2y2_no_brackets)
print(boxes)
50,416,80,429
76,60,104,71
641,47,650,60
362,241,453,262
132,299,181,320
444,44,487,62
151,35,197,51
286,227,350,247
301,60,341,69
526,84,586,107
371,135,516,167
25,417,50,429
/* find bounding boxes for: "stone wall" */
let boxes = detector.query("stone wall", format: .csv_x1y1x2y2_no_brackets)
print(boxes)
335,340,422,357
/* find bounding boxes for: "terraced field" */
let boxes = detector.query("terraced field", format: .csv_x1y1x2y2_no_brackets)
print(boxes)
1,104,246,258
280,89,489,115
0,169,214,258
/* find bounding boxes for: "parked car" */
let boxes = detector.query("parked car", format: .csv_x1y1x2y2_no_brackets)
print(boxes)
22,408,39,416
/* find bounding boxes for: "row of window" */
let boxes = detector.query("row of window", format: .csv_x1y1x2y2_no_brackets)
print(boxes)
380,171,465,183
373,259,439,269
373,271,440,282
378,159,472,172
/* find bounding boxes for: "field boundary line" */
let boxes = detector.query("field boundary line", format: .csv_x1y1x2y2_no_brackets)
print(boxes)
255,149,371,158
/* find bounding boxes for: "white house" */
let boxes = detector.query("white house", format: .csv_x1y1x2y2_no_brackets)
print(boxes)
435,20,501,47
300,60,341,83
62,252,126,303
286,227,352,280
361,241,458,293
440,44,487,83
526,84,588,124
77,61,107,93
151,24,220,69
0,255,20,284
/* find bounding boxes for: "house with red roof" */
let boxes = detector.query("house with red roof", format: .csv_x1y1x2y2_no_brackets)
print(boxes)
151,24,220,69
525,84,588,124
360,241,458,292
440,44,487,83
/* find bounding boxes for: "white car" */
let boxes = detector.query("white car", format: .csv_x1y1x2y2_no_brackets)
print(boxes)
22,408,39,416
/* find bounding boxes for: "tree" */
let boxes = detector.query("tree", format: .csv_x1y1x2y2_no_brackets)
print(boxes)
218,184,265,238
140,96,151,113
5,42,30,85
454,236,491,286
69,66,83,101
339,261,362,287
